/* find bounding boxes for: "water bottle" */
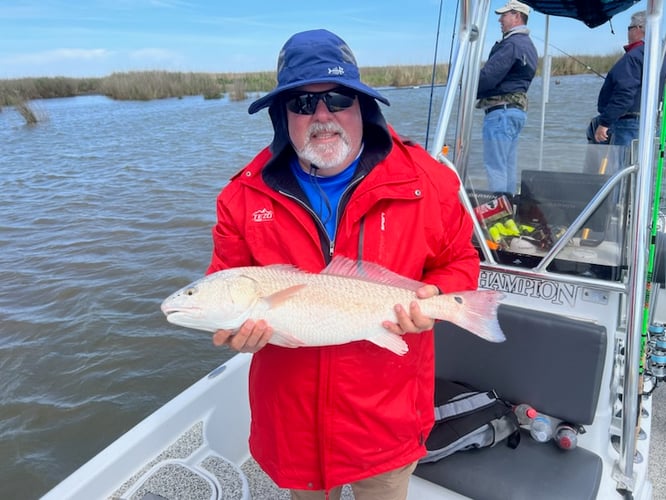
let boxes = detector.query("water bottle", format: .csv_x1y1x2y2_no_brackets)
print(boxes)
529,414,554,442
554,423,578,450
513,403,537,426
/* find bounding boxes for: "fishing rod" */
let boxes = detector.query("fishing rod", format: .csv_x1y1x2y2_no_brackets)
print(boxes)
637,85,666,402
425,0,448,150
628,84,666,477
532,36,607,79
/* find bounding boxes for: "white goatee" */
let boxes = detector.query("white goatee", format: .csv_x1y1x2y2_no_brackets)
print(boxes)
296,122,352,170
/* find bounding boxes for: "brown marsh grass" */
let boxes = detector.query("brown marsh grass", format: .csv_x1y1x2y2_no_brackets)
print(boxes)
0,54,620,124
13,99,38,125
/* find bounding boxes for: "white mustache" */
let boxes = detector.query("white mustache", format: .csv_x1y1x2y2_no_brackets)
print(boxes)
306,122,346,140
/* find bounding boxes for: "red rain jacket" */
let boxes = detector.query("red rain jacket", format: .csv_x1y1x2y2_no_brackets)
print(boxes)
207,125,479,491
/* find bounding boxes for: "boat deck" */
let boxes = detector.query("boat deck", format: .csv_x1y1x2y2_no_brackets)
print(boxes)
108,420,357,500
105,401,665,500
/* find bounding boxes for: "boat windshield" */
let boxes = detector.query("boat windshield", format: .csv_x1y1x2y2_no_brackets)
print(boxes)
461,128,633,282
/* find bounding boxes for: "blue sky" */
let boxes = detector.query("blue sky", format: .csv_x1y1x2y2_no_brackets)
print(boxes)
0,0,656,79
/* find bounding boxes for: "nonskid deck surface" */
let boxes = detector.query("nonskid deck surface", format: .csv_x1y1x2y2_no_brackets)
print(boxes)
101,395,666,500
109,421,355,500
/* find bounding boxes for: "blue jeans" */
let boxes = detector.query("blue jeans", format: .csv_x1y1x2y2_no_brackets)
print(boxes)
608,116,639,147
586,114,638,147
482,107,526,195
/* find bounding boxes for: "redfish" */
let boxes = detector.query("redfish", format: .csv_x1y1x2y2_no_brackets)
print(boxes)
161,256,505,355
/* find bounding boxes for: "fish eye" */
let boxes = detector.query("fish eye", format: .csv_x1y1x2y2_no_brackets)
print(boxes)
185,287,197,296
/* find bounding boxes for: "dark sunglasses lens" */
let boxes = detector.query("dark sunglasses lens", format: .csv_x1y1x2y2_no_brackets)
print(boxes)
286,91,356,115
286,94,315,114
325,92,356,112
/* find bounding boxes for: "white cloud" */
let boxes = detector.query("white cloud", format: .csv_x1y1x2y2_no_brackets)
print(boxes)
0,48,111,68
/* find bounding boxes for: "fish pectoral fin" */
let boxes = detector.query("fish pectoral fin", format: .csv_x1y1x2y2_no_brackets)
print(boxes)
367,332,409,356
271,330,307,348
264,284,307,308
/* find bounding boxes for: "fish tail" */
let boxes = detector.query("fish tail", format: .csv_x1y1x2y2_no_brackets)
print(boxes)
438,290,506,343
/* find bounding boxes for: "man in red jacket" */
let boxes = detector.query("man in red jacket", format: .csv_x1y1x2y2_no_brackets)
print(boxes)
208,29,480,500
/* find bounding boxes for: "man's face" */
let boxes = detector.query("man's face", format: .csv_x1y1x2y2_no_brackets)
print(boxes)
627,22,644,43
286,83,364,176
499,10,522,33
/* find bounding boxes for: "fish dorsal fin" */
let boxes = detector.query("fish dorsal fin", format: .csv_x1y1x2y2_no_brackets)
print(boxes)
321,256,424,291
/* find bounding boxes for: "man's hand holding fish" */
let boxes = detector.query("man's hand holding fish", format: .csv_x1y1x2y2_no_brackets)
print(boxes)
211,319,273,353
382,284,440,336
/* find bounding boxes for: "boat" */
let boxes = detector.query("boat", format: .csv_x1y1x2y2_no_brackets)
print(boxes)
43,1,666,499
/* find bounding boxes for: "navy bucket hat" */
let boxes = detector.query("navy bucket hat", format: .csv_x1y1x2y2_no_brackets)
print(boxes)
248,29,390,114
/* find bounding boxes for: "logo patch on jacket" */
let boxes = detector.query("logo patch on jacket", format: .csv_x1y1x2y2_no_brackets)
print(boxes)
252,208,274,222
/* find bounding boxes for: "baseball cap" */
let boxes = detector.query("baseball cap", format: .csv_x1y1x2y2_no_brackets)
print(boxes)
248,29,389,114
495,0,531,15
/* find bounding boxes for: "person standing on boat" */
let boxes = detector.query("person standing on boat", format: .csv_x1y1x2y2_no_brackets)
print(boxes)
206,29,479,500
476,0,538,195
588,10,650,147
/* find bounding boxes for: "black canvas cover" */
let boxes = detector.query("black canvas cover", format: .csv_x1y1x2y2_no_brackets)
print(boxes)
523,0,640,28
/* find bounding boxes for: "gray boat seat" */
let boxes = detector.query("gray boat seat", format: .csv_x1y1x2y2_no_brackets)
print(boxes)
414,304,607,500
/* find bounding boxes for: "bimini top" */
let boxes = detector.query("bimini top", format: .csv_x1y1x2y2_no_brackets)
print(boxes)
523,0,638,28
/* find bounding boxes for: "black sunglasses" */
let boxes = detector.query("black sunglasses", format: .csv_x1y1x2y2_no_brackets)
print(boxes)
285,88,357,115
628,24,642,31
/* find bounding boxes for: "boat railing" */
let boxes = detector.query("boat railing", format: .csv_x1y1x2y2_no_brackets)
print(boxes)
533,165,634,273
440,148,635,295
430,0,665,494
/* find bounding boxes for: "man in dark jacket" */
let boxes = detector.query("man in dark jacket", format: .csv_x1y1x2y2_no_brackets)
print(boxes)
477,0,538,195
589,10,647,147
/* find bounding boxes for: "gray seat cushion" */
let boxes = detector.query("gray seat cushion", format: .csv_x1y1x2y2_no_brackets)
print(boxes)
416,304,607,498
434,304,607,425
415,430,602,500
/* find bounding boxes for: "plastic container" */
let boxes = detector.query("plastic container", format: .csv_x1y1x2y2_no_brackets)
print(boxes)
554,423,578,450
513,403,537,426
529,414,554,442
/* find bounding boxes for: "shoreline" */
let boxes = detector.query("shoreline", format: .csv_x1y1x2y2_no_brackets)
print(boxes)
0,53,620,105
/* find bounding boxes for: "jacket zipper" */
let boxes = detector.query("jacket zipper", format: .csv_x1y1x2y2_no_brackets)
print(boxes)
330,174,366,259
278,190,334,259
278,173,365,261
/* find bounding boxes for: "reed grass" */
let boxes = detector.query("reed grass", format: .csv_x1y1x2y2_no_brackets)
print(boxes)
0,54,620,124
546,53,622,76
227,77,250,102
360,64,450,88
14,99,38,124
1,89,42,124
98,71,224,100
